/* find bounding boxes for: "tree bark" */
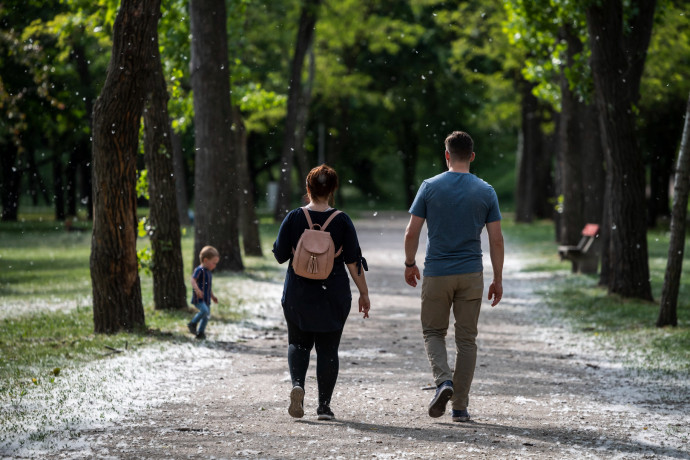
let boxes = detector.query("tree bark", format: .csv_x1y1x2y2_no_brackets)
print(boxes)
91,0,161,333
0,143,21,221
586,0,655,300
274,0,322,220
143,25,188,311
233,108,263,257
658,92,690,327
515,80,553,223
190,0,243,271
170,128,191,226
558,26,585,245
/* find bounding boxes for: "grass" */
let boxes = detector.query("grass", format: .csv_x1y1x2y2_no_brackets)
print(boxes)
503,217,690,373
0,213,283,393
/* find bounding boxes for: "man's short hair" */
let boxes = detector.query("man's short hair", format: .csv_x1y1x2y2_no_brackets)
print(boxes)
445,131,474,162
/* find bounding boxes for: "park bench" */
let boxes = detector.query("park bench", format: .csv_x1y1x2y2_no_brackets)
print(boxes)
558,223,600,274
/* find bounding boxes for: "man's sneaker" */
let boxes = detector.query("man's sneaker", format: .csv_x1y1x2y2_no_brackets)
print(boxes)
317,405,334,421
288,386,305,418
195,332,206,340
428,380,453,418
187,323,197,335
451,409,470,422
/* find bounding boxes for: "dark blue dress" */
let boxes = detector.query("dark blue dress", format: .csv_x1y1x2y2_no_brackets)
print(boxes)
273,208,363,332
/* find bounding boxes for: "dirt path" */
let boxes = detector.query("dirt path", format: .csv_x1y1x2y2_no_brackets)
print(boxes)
41,213,689,459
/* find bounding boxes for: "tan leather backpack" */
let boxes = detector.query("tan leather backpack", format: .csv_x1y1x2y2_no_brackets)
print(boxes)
292,207,342,280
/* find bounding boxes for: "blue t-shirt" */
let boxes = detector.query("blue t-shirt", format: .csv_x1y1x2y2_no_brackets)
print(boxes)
409,171,501,277
191,265,213,305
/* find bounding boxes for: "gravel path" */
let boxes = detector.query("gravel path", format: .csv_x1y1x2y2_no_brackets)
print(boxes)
17,212,689,459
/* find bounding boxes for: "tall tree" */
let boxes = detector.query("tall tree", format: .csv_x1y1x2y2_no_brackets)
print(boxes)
658,92,690,327
189,0,243,270
586,0,655,300
90,0,161,333
274,0,322,220
143,23,187,311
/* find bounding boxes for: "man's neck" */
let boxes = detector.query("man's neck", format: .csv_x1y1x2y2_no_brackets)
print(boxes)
448,162,470,173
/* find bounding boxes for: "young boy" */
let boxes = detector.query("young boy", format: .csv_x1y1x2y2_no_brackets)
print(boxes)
187,245,219,340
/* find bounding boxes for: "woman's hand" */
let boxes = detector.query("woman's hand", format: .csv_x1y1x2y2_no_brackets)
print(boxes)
358,293,370,319
211,294,218,304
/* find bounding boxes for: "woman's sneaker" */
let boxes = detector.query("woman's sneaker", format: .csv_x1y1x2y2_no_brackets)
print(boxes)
428,380,454,418
187,322,197,335
288,386,305,418
317,405,334,420
451,409,470,422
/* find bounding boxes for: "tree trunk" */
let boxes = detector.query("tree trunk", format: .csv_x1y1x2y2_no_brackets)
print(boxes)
0,143,21,222
582,101,606,225
658,92,690,327
515,80,552,223
53,148,65,221
400,117,419,208
586,0,655,300
170,128,191,226
143,25,188,311
190,0,243,271
558,26,585,245
294,44,315,183
233,108,263,257
90,0,161,333
274,0,322,220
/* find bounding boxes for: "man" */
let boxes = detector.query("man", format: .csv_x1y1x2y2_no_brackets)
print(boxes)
404,130,504,422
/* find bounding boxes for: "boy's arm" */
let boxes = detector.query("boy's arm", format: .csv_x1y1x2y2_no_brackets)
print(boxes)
190,275,203,298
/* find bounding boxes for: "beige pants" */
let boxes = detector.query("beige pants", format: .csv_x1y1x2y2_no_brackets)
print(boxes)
421,271,483,410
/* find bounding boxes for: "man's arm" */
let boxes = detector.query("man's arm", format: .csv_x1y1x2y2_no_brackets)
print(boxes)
404,215,425,287
486,220,504,306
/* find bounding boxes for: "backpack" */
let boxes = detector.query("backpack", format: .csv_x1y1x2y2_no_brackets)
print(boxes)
292,207,343,280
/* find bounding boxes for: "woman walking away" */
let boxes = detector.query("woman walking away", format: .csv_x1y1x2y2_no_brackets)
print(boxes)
273,164,370,420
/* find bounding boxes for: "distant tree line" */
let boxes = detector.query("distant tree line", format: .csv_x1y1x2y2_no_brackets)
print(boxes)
1,0,688,331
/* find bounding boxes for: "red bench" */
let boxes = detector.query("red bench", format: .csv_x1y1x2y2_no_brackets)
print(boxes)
558,224,600,274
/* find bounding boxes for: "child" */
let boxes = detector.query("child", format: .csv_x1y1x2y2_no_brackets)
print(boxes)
187,245,219,340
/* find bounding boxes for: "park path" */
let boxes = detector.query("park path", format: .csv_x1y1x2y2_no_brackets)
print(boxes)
45,213,689,459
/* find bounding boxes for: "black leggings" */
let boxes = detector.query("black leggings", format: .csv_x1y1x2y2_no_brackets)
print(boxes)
286,319,343,407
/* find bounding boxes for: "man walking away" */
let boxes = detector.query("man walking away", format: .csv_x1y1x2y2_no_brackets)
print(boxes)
404,130,504,422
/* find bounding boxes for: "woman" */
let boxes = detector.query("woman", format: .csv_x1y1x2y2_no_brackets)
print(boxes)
273,164,371,420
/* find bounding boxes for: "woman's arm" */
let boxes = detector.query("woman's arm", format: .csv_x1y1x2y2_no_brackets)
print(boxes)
346,262,370,318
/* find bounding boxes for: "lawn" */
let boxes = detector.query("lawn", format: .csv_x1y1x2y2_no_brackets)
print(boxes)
503,218,690,373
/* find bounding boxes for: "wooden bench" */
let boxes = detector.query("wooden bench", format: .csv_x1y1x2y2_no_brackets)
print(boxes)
558,223,600,274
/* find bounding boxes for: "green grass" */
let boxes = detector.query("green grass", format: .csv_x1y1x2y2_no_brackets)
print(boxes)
0,214,283,391
502,216,690,373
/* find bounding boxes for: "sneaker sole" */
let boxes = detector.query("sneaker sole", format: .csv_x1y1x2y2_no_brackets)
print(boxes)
288,386,304,418
452,415,470,422
428,386,453,418
317,413,334,421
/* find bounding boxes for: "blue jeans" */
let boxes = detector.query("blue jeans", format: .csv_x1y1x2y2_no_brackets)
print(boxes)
190,301,210,334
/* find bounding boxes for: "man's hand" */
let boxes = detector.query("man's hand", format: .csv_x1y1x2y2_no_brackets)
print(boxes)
488,280,503,307
405,265,421,287
211,294,218,304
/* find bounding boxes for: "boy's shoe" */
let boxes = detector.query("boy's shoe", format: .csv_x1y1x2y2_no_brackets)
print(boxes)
187,323,197,335
288,386,305,418
195,332,206,340
451,409,471,422
428,380,453,418
316,405,334,421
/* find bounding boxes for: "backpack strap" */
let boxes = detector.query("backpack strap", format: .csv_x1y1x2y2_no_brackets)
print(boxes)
300,206,315,229
320,210,342,231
